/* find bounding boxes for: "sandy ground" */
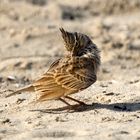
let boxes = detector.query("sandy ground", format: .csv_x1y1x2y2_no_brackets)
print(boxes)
0,0,140,139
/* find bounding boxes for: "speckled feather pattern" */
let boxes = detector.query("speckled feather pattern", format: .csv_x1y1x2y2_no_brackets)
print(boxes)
7,28,101,105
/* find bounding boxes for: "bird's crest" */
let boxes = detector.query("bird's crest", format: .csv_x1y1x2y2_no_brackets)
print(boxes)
60,28,92,56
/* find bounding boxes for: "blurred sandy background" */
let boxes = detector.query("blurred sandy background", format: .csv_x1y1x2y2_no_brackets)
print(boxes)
0,0,140,139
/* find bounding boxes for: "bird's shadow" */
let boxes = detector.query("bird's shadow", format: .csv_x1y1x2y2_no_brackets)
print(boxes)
30,102,140,114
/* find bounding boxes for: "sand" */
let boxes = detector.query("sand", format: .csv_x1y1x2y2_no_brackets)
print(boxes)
0,0,140,139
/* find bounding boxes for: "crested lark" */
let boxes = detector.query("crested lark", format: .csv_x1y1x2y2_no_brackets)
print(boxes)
6,28,101,106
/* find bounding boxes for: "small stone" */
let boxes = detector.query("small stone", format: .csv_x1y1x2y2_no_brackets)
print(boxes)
7,76,16,82
2,118,10,124
112,42,123,49
119,131,129,134
102,68,110,73
128,40,140,50
16,98,26,104
105,92,115,96
9,29,17,37
0,77,3,82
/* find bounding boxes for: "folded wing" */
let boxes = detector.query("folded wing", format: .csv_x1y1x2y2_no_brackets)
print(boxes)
33,56,96,102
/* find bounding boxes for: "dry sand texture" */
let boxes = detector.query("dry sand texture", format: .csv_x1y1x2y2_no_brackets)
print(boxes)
0,0,140,139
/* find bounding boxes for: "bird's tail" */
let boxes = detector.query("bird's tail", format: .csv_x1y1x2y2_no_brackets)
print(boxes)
6,85,34,98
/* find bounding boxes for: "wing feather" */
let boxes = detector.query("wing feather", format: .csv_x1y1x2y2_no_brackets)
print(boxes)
32,56,96,101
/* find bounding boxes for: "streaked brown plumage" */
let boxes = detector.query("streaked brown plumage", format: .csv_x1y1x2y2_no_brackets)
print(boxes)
6,28,100,106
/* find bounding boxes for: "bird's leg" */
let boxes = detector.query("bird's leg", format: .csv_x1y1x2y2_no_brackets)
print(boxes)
59,98,71,106
65,96,86,105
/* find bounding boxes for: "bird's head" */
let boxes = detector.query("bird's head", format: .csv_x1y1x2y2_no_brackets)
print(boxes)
60,28,100,64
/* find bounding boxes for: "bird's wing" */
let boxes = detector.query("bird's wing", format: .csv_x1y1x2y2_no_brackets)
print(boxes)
33,56,96,102
46,58,61,72
55,56,96,91
33,72,69,102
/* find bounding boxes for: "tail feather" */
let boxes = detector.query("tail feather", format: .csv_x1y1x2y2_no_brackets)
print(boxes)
6,85,34,98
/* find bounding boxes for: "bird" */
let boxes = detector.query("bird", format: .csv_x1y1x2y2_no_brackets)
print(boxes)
6,28,101,107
